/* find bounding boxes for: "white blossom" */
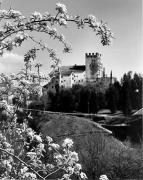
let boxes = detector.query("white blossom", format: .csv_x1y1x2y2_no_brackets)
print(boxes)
59,18,67,26
46,136,53,143
20,166,29,174
62,138,73,148
3,141,11,148
46,163,55,170
70,151,79,162
80,172,87,179
31,11,42,21
2,160,12,172
49,28,57,36
50,143,60,150
15,32,28,40
54,153,64,166
67,166,74,174
34,135,42,143
26,128,35,140
56,3,67,14
88,14,96,22
27,152,37,160
99,175,109,180
43,12,51,19
9,9,22,17
0,10,8,17
23,172,37,179
62,173,70,179
74,163,82,172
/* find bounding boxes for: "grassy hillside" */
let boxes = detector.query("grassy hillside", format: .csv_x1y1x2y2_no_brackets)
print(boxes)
37,113,143,180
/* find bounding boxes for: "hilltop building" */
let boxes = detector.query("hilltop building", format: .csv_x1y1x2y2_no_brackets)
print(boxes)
43,52,116,93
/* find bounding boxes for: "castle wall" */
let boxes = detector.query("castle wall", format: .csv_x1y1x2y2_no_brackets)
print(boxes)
60,74,72,88
44,52,116,90
71,71,86,86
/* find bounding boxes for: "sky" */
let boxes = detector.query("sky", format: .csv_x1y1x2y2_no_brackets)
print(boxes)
0,0,142,80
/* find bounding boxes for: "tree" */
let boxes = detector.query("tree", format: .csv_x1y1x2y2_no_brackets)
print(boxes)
0,2,113,71
0,1,113,179
58,88,74,112
120,72,132,115
131,73,142,109
106,85,118,114
120,72,142,115
113,81,122,110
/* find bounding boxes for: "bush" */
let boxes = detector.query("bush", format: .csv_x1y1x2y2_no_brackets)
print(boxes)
80,134,143,180
0,105,87,180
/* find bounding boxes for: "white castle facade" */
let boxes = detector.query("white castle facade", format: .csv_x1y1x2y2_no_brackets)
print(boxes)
43,52,116,94
58,53,116,88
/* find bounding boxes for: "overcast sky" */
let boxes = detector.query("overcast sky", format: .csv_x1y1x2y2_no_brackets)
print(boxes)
0,0,142,80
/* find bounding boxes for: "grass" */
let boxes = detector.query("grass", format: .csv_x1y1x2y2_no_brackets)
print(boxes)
35,112,143,180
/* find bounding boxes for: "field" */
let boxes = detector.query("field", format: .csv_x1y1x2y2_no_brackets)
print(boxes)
30,111,143,180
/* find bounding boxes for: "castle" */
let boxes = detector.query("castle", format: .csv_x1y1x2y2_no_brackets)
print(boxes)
43,52,116,93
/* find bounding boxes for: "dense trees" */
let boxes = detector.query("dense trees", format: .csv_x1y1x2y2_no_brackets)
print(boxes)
46,72,142,115
106,85,117,114
120,72,142,115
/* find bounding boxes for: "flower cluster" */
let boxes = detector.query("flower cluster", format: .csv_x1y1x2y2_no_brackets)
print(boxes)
0,9,23,19
46,137,87,180
99,175,109,180
0,2,113,64
62,138,74,148
0,71,88,180
88,14,99,27
30,11,43,21
0,115,88,180
56,3,67,14
0,2,113,179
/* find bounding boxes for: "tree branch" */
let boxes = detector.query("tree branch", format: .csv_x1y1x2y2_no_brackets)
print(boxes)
0,147,45,180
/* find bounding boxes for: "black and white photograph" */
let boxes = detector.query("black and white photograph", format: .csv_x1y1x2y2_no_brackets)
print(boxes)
0,0,142,179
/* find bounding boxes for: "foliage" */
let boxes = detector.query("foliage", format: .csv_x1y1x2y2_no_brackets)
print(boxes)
0,72,42,107
0,70,87,179
0,102,87,180
0,2,113,72
120,72,142,115
105,85,118,114
45,84,106,113
0,1,115,179
45,72,142,114
39,112,143,180
79,133,143,180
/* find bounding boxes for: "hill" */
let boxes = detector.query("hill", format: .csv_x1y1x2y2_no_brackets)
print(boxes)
38,113,140,180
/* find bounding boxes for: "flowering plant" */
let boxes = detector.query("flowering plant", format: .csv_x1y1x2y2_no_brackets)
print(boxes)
0,2,112,179
0,114,87,179
0,2,113,71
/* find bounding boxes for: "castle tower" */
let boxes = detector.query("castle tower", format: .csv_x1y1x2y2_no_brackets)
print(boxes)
85,52,102,83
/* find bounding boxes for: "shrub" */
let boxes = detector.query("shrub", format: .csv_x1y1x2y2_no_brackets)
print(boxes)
0,105,87,179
